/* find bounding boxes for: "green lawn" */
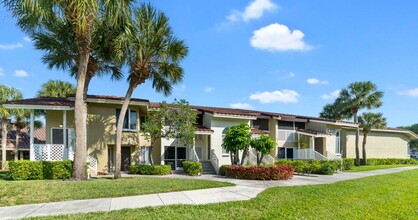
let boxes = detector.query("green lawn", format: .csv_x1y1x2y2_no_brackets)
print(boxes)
347,164,416,172
0,173,233,207
37,169,418,220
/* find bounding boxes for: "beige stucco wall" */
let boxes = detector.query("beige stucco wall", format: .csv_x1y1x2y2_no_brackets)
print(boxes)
45,103,149,173
342,129,410,159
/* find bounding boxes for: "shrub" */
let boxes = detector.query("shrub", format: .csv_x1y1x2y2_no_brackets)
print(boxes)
225,165,294,180
363,158,418,165
218,165,228,176
182,161,202,176
275,160,340,175
8,160,72,180
128,164,171,175
343,158,355,170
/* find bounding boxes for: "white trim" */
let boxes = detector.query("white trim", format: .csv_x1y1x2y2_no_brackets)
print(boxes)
213,113,257,120
29,110,34,161
297,131,328,137
86,98,148,106
309,119,358,127
2,104,73,110
195,131,213,135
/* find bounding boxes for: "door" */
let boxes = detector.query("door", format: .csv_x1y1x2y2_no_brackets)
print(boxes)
164,146,188,170
121,147,131,171
286,148,294,160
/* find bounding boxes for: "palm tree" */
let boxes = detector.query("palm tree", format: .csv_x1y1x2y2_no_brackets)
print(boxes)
338,81,383,166
37,80,76,98
13,111,43,161
319,102,352,120
113,4,189,178
358,112,387,165
3,0,132,180
0,85,23,170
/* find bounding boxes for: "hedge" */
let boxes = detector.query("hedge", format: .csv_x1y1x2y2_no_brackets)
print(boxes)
275,160,341,175
364,158,418,165
225,165,295,180
8,160,73,180
182,161,202,176
218,165,228,176
128,164,171,175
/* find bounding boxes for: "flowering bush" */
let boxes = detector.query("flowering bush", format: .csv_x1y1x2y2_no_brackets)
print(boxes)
225,164,294,180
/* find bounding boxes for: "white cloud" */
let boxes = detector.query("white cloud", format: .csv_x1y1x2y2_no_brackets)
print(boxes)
289,72,295,77
227,0,277,22
397,88,418,97
14,69,28,77
250,89,300,103
321,90,341,100
250,23,311,52
307,78,328,85
174,84,186,92
23,36,31,42
204,87,214,93
0,42,23,50
230,103,254,110
0,68,4,76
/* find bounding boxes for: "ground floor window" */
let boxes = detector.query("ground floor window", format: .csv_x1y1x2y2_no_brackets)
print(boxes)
18,151,29,160
164,146,187,170
140,147,150,164
277,147,294,160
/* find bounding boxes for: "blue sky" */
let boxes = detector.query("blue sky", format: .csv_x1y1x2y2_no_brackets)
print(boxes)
0,0,418,127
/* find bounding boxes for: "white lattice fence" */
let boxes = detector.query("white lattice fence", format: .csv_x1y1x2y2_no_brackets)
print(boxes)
33,144,65,161
87,156,98,175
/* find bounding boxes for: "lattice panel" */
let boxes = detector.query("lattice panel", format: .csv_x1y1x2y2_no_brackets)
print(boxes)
49,145,65,161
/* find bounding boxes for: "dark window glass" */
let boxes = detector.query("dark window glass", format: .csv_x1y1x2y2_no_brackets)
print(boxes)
164,147,176,159
140,116,147,129
116,109,137,130
277,148,286,159
278,120,294,130
295,122,305,129
253,118,269,130
129,110,137,130
52,128,68,144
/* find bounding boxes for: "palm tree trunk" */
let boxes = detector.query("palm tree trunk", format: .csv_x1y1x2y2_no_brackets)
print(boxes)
73,48,90,181
362,132,368,165
14,128,20,161
354,112,360,166
115,84,136,179
1,121,7,170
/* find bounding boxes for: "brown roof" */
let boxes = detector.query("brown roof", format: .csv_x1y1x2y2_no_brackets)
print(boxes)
0,127,46,150
297,128,330,136
83,95,149,103
196,125,214,133
2,97,74,107
251,128,269,135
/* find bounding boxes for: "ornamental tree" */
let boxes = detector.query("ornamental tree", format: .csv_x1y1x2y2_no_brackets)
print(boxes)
250,134,276,166
222,123,251,165
140,99,197,165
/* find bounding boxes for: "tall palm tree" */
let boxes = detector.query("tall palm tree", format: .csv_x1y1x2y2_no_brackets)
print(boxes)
319,102,352,120
338,81,383,166
113,4,189,178
3,0,132,180
0,85,23,170
37,80,76,98
358,112,387,165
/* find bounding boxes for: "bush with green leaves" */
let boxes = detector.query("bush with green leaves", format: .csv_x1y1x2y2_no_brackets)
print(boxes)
275,160,341,175
363,158,417,165
128,164,171,175
218,165,228,176
343,158,355,170
8,160,73,180
182,161,202,176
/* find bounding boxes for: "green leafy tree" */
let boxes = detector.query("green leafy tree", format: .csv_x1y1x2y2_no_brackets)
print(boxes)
250,134,276,166
140,99,197,165
322,81,383,166
113,4,188,178
222,123,251,165
398,123,418,151
0,85,23,169
37,80,76,98
3,0,132,180
358,112,387,165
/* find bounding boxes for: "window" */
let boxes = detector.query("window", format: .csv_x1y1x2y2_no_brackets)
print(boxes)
139,116,147,130
116,109,137,131
222,127,229,155
252,118,269,131
52,128,69,144
335,131,341,154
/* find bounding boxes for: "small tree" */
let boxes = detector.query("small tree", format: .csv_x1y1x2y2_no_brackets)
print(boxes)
250,134,276,166
358,112,387,165
140,99,197,164
222,123,251,165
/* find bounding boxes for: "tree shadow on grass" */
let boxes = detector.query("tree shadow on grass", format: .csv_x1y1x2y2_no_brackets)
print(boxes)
0,171,11,181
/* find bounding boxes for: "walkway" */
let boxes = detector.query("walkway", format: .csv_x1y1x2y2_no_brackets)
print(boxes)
0,166,417,219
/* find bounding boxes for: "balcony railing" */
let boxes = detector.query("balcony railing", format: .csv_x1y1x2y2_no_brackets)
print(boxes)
277,130,297,142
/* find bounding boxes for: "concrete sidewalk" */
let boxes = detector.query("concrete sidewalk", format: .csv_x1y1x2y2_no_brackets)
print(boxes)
0,166,417,219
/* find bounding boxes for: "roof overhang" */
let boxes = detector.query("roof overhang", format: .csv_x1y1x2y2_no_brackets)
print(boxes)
84,98,148,106
309,119,358,128
297,131,329,138
2,104,74,111
208,113,257,120
280,117,308,123
344,127,418,139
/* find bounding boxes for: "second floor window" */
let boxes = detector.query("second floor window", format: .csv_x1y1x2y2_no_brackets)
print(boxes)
116,109,137,131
